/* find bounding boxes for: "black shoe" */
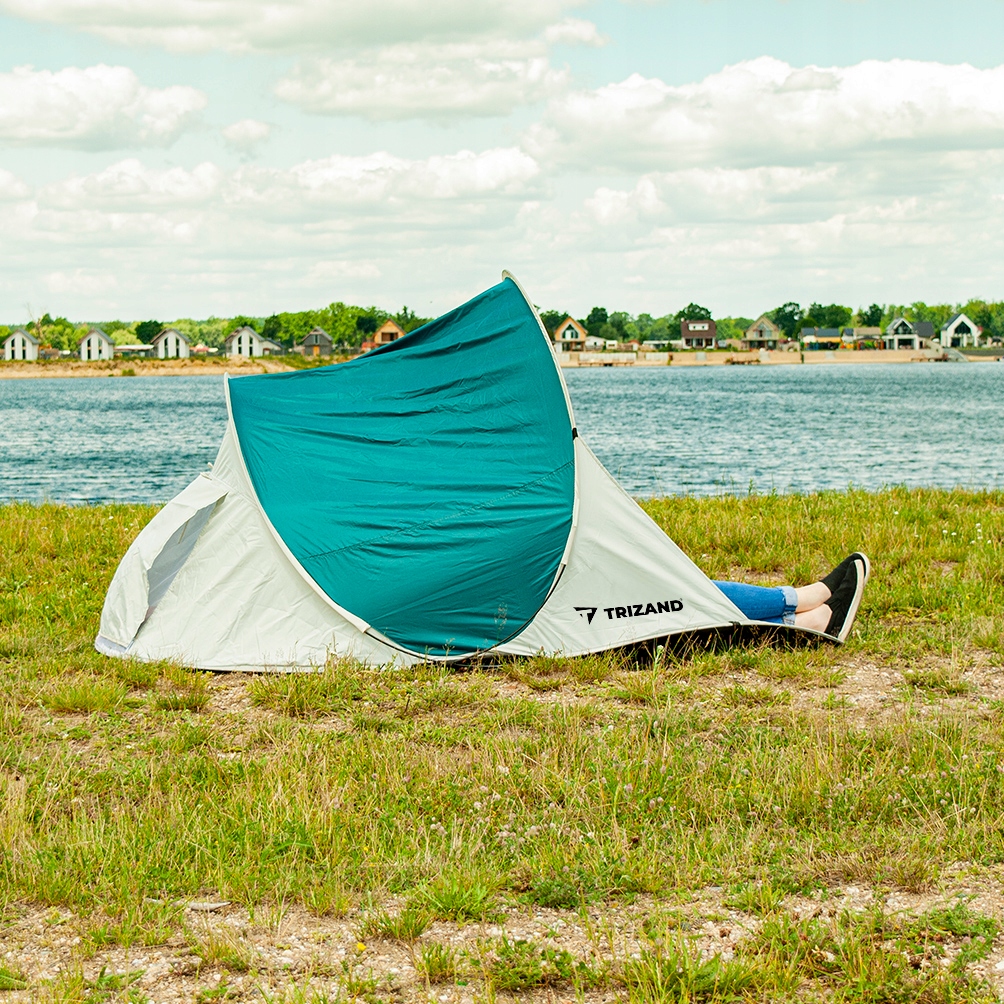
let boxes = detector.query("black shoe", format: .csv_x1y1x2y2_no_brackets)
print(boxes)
825,554,870,642
821,552,867,596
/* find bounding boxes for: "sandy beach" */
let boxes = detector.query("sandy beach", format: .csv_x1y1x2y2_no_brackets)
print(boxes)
3,349,1000,379
0,356,300,379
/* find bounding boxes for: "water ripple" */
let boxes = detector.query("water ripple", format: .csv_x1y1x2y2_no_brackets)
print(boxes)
1,364,1002,504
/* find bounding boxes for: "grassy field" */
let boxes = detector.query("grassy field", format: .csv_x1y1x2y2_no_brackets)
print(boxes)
1,488,1003,1002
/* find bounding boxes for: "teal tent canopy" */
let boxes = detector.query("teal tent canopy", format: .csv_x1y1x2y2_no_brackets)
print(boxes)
226,277,576,656
97,271,784,676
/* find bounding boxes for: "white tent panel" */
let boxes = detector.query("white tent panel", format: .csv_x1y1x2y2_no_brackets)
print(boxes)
98,423,413,671
500,440,746,657
98,473,229,649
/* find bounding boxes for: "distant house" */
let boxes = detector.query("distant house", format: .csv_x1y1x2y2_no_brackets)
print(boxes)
294,326,333,358
261,338,284,356
940,312,981,349
223,326,263,358
552,317,587,353
680,318,716,349
744,315,781,350
150,327,190,359
78,327,115,361
841,326,883,348
584,335,605,351
373,320,407,346
3,327,39,361
115,343,155,358
801,327,843,350
884,318,935,351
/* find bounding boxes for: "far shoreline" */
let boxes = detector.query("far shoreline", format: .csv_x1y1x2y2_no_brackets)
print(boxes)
2,347,1002,379
0,356,302,379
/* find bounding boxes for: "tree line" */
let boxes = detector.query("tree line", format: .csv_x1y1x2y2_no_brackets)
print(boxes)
541,299,1004,343
5,297,1004,353
0,304,432,353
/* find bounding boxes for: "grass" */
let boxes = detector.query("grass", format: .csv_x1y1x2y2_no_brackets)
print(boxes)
1,488,1004,1000
621,900,1000,1002
414,941,461,984
357,904,431,942
0,964,28,990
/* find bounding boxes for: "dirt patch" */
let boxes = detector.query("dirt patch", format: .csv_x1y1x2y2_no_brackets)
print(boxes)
6,883,1004,1002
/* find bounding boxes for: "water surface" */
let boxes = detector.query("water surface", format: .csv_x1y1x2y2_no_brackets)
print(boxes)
1,363,1002,504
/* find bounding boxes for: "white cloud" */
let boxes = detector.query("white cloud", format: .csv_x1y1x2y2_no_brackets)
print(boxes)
542,18,604,46
0,168,31,200
306,260,383,283
254,147,540,206
3,49,1004,320
0,143,548,316
222,118,271,154
276,41,567,119
22,148,539,237
584,165,840,227
0,64,206,149
46,269,118,295
529,58,1004,169
42,159,223,208
0,0,583,52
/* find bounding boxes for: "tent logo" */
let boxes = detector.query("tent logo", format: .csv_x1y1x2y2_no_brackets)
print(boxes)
575,601,683,624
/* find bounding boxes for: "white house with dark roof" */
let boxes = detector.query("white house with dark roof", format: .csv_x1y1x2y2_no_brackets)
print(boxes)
150,327,190,359
939,312,981,349
224,326,263,358
3,327,39,361
884,318,936,350
79,327,115,361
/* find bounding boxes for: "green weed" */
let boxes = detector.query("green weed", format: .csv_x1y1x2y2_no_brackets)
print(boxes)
156,664,210,711
414,941,461,984
0,964,28,990
410,877,499,923
39,966,145,1003
487,937,581,991
720,683,791,707
248,661,368,716
40,676,127,714
902,667,973,694
358,905,431,942
621,941,764,1003
186,925,256,972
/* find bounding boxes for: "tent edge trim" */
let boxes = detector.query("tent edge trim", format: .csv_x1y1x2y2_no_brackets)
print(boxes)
223,373,372,635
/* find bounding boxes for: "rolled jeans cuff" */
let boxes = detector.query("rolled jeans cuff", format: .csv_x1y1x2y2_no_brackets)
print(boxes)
780,585,798,625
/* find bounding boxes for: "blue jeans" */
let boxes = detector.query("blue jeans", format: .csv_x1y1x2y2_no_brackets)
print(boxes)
714,581,798,625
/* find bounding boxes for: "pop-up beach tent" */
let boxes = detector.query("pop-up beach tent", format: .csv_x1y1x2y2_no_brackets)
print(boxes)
97,273,796,671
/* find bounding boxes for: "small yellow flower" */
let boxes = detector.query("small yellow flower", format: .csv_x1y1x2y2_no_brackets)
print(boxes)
356,942,367,953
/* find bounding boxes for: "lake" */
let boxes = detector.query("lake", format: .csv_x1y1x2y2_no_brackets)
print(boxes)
1,363,1002,504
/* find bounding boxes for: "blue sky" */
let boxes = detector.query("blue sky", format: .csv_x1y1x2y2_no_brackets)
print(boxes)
1,0,1002,322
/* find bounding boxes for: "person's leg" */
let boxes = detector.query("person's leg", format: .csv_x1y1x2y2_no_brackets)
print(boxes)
794,603,830,632
715,580,834,630
795,581,830,611
713,581,799,624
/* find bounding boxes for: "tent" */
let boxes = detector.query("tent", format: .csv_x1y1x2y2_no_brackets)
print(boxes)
96,273,818,671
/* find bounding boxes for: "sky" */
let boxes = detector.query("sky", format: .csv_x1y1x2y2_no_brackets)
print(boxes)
1,0,1004,323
